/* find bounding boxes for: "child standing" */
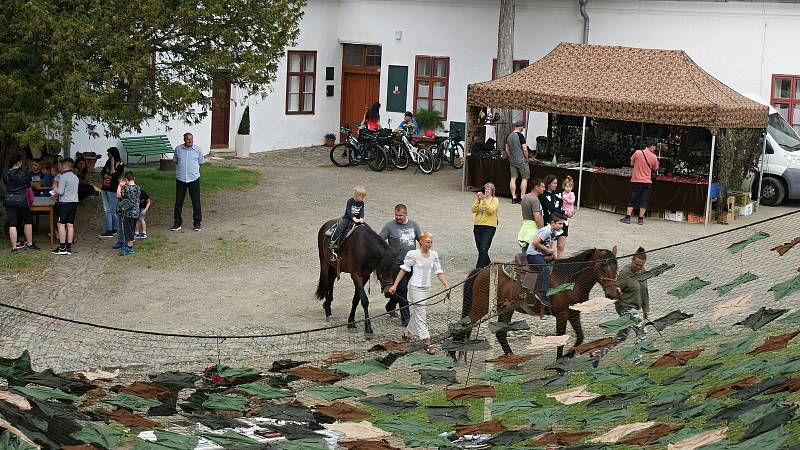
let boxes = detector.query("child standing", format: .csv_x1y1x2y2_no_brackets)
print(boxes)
561,176,576,217
135,190,151,239
329,185,366,260
116,172,141,256
51,159,79,255
388,232,449,354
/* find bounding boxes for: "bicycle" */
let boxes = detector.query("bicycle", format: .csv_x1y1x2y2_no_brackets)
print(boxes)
330,123,386,171
430,128,465,171
394,129,434,174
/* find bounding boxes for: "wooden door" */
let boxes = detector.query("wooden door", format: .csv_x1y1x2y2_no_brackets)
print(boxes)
340,44,381,137
210,71,231,149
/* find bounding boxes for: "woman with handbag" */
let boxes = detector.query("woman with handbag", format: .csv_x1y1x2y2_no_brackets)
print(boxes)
99,147,125,237
3,153,39,252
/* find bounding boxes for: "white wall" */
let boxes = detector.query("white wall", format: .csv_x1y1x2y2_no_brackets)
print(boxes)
71,0,800,156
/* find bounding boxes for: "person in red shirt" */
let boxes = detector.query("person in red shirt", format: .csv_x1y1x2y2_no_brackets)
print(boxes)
621,143,659,225
362,102,381,132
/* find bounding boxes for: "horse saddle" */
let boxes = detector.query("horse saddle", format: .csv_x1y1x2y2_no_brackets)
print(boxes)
501,253,541,294
327,222,363,247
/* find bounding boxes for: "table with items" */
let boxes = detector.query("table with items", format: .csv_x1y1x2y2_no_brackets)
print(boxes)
466,156,716,217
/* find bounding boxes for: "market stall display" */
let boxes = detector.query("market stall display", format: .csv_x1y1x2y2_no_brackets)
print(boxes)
464,42,768,225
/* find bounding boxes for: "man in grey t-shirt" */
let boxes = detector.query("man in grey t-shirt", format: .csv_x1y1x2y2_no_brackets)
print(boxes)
379,204,422,326
505,121,529,204
517,177,545,248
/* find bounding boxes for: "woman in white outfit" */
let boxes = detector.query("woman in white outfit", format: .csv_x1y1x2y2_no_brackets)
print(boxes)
388,232,449,354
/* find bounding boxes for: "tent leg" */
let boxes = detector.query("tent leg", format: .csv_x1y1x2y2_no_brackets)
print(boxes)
704,135,717,227
755,131,767,209
577,116,587,210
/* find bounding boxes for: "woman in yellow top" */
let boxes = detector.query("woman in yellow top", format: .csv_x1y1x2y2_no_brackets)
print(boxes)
471,182,499,268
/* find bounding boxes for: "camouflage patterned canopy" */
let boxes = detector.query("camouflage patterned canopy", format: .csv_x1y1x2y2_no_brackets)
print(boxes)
467,43,768,130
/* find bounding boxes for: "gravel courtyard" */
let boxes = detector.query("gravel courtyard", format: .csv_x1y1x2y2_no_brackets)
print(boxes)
1,146,798,371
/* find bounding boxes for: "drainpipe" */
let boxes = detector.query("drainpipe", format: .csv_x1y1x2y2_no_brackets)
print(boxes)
578,0,590,44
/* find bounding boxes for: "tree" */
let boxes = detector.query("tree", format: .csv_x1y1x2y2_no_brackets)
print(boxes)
495,0,515,151
0,0,306,165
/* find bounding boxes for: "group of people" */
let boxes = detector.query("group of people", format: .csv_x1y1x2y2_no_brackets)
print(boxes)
3,132,205,256
330,186,450,355
3,154,86,254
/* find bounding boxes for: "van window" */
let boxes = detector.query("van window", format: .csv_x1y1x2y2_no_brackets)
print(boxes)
768,113,800,151
766,142,774,155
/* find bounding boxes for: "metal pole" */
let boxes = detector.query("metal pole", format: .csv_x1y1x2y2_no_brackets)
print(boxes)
755,130,767,210
577,116,587,210
704,134,717,227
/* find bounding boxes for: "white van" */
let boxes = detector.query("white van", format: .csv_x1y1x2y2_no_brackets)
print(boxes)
744,94,800,206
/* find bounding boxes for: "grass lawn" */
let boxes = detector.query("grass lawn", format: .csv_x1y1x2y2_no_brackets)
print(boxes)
130,163,261,217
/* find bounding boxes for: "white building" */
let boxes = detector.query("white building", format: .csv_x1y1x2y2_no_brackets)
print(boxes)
73,0,800,163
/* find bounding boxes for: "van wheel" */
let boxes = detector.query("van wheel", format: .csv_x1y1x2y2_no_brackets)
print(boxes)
759,177,785,206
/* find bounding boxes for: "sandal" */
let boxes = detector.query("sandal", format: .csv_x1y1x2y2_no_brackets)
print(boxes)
401,331,412,342
425,344,437,355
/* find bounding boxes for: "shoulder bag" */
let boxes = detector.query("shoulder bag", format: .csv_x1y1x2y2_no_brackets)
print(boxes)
641,150,658,182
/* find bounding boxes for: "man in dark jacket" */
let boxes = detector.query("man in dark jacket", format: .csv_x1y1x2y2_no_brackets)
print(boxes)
3,153,39,252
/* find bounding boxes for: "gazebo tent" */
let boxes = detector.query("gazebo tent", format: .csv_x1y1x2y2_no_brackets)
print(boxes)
465,42,769,225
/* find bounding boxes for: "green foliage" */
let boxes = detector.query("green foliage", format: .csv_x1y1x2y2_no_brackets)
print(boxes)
716,128,762,214
237,106,250,135
0,0,305,148
415,108,444,131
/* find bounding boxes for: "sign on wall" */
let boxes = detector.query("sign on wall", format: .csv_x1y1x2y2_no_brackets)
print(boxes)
387,65,408,113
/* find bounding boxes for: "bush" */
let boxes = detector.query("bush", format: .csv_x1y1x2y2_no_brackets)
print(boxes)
415,108,444,131
237,106,250,135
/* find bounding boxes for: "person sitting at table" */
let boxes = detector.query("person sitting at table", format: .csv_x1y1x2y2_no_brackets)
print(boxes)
395,111,419,136
73,158,95,201
28,160,51,197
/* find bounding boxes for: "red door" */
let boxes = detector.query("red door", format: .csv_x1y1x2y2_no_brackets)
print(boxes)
210,72,231,149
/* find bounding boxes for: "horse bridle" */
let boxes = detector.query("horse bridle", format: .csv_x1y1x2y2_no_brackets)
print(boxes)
568,251,618,294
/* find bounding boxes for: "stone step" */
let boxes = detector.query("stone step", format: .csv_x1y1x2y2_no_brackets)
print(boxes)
209,148,236,157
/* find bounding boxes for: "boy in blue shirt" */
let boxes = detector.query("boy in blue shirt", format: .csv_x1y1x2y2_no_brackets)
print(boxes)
395,111,419,136
330,185,366,261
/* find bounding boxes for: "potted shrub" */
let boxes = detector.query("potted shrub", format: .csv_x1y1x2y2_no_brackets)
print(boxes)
415,108,444,138
235,105,251,157
324,133,336,147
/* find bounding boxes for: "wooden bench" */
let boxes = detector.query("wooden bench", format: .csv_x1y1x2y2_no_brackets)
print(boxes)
120,135,174,164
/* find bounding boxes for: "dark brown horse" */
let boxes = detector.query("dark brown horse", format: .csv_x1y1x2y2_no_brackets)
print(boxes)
316,219,397,335
456,247,620,359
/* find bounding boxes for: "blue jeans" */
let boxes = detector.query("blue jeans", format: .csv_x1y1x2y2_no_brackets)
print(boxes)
100,190,118,232
114,213,125,247
473,225,496,268
526,253,549,295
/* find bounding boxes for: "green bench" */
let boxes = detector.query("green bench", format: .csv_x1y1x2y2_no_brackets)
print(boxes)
120,135,174,164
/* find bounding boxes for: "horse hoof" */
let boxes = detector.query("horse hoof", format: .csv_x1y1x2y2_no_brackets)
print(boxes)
364,332,375,339
347,325,358,333
325,315,332,322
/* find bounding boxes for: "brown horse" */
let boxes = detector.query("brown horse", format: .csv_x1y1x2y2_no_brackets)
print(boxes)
456,247,620,359
315,219,397,336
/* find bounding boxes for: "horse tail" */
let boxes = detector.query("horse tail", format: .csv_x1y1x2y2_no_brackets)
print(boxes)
462,268,481,319
315,267,328,301
315,222,332,301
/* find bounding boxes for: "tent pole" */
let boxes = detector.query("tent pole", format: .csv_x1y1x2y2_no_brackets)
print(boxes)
755,130,767,209
704,134,717,227
577,116,587,210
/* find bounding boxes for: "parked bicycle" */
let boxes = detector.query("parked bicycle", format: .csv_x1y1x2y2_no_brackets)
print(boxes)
393,128,434,174
430,128,465,172
329,123,386,171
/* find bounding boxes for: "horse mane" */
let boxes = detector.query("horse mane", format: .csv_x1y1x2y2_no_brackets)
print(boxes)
552,248,616,278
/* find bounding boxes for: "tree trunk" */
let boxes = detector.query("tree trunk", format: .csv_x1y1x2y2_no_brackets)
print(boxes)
496,0,515,152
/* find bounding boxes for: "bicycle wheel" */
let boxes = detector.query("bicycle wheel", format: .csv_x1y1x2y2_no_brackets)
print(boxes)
367,144,387,172
395,145,410,170
383,144,395,171
330,143,352,167
430,145,443,172
417,148,434,174
450,142,464,169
